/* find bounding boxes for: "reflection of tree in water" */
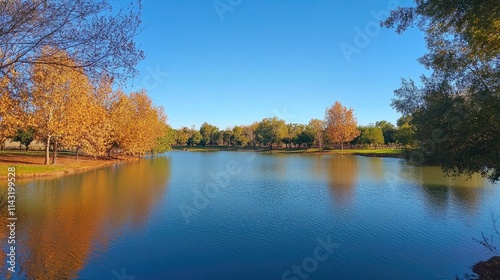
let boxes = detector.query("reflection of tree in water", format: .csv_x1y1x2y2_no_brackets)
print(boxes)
259,155,287,179
325,155,359,205
406,166,486,217
368,157,384,182
1,157,170,280
310,155,326,178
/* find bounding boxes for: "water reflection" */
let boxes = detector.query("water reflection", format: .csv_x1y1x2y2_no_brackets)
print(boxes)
400,164,487,217
324,155,359,205
369,157,385,182
1,156,170,280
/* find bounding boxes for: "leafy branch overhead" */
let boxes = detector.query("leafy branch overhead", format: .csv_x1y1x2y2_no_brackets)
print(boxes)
385,0,499,182
0,0,144,80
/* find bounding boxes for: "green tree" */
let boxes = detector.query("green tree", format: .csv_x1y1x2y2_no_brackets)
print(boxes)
297,130,314,150
255,117,287,149
13,128,35,151
358,125,384,146
307,119,325,150
222,129,233,146
152,124,174,155
394,118,415,147
231,126,249,146
199,122,219,146
385,0,500,181
283,123,305,148
375,120,396,144
187,130,202,146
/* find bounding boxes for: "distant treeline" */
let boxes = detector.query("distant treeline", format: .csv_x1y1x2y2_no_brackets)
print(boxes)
171,101,413,150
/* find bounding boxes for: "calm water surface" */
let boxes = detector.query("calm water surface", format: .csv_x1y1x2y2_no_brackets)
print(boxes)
1,151,499,280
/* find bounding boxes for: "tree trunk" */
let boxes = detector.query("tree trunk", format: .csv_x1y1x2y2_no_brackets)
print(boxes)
45,136,51,165
341,142,344,150
52,139,58,165
76,146,80,160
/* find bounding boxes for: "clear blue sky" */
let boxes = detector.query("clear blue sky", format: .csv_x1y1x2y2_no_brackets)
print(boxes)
126,0,427,129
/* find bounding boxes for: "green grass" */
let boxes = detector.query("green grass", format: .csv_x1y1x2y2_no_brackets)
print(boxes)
0,150,76,156
0,163,66,177
0,150,115,178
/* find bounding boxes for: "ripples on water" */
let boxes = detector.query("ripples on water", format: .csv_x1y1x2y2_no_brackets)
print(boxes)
0,152,498,280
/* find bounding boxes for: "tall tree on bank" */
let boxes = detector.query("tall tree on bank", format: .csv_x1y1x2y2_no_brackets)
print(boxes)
325,101,360,150
31,49,92,165
384,0,500,182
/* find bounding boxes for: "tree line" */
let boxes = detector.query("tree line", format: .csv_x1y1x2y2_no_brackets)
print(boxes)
0,48,171,165
171,101,415,150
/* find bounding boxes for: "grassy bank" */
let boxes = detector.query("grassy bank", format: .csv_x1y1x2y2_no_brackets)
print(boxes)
0,150,137,179
173,146,404,158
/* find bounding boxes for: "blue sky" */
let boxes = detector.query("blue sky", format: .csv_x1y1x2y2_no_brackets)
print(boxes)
126,0,428,129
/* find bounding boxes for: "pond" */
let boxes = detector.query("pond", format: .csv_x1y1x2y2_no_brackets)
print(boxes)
1,151,498,279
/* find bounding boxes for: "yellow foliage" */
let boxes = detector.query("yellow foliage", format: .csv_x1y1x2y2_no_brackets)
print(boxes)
325,101,360,149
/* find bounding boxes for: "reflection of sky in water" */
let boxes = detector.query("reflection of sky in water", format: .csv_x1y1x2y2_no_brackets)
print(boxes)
0,152,498,280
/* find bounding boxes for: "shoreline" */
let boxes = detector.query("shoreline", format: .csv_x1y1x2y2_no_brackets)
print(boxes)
0,151,139,180
172,146,405,158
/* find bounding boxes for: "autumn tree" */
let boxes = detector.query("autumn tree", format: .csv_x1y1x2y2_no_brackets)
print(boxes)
325,101,360,150
30,49,93,164
109,90,167,156
0,65,28,149
74,75,116,158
